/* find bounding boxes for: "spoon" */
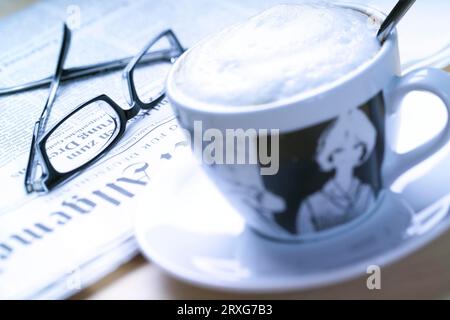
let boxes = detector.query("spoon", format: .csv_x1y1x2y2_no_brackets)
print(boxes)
377,0,416,43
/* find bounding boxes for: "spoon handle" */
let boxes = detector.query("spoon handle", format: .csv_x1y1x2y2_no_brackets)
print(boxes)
377,0,416,43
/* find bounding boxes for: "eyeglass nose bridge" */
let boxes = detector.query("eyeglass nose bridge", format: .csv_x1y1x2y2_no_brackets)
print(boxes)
124,101,141,120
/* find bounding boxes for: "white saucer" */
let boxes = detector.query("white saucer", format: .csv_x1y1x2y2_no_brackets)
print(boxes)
135,148,450,292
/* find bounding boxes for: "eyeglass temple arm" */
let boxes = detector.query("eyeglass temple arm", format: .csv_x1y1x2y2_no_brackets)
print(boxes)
0,30,184,97
25,24,71,193
0,48,180,96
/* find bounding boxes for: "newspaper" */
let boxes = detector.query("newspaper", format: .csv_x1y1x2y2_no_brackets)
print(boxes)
0,0,450,299
0,0,259,300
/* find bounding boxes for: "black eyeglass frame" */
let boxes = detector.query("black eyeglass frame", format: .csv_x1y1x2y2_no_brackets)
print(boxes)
36,95,126,190
122,29,184,118
30,29,185,193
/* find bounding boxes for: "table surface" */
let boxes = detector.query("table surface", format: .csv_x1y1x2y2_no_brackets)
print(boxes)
3,0,450,300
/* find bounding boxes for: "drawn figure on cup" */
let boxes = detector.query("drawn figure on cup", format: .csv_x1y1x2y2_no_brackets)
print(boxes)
216,163,286,232
296,109,377,235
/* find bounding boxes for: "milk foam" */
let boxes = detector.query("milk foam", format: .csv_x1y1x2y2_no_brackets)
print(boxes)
173,3,381,106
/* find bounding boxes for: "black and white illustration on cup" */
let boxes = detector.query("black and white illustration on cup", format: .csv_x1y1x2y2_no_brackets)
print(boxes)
296,109,377,234
214,163,288,234
205,98,386,238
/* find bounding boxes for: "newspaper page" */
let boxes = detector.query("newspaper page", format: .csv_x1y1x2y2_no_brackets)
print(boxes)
1,0,450,299
0,0,263,299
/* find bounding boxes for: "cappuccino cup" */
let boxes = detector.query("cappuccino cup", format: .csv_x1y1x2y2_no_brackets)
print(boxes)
166,3,450,241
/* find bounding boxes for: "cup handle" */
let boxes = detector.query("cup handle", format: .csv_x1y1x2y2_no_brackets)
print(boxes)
383,68,450,186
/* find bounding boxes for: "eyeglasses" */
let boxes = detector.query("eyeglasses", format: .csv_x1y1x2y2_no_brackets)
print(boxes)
18,24,184,193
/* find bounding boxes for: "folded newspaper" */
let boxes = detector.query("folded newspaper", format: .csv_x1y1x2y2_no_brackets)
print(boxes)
1,0,450,299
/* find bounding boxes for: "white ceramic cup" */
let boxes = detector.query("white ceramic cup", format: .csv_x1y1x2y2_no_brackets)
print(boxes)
166,3,450,241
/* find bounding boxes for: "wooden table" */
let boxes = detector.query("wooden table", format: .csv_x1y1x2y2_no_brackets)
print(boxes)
4,1,450,300
73,237,450,299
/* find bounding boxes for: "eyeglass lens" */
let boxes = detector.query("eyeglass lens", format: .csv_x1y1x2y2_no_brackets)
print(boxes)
44,99,121,173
